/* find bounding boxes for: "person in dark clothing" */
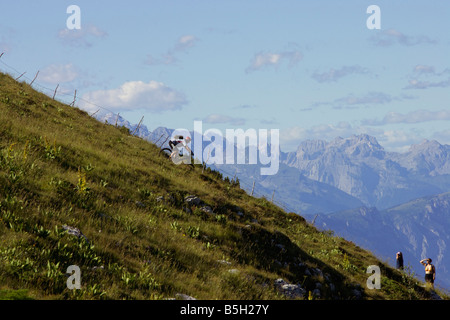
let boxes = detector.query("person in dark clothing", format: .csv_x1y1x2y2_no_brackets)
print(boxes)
396,252,404,270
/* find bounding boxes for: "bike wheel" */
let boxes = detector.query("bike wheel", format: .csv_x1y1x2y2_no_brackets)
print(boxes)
159,148,172,158
159,148,194,169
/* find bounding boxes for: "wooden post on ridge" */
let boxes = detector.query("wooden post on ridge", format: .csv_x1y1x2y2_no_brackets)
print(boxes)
311,214,318,226
132,116,144,135
90,109,100,117
52,84,59,100
202,150,211,174
30,71,39,86
251,180,255,196
70,90,77,107
154,134,164,146
159,135,170,148
15,71,26,81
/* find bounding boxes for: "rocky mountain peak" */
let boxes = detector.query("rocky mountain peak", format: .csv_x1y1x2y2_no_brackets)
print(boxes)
401,139,450,175
409,139,443,153
321,134,384,159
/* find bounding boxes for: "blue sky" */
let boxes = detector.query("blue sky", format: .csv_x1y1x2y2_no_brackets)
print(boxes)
1,0,449,152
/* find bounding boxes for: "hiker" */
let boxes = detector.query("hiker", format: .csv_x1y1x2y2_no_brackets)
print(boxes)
396,252,404,270
420,258,436,289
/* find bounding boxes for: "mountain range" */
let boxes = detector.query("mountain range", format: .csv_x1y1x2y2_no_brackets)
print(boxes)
282,134,450,209
96,111,450,290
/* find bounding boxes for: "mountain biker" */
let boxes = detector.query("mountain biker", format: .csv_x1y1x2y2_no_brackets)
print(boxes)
420,258,436,289
168,135,193,163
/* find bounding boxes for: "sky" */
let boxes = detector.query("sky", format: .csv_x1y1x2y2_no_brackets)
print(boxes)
1,0,449,152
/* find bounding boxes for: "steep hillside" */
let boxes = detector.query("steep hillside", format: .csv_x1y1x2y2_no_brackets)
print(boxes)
0,72,444,300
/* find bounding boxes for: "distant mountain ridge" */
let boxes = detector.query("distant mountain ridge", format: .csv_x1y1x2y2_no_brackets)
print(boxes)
281,134,450,209
391,139,450,176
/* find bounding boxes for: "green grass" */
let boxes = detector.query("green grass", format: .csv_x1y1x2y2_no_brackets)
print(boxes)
0,72,447,300
0,289,34,300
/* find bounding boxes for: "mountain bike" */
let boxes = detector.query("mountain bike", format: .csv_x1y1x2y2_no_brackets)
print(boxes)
159,145,195,169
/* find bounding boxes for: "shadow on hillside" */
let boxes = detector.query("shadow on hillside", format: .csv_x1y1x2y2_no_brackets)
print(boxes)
229,221,365,299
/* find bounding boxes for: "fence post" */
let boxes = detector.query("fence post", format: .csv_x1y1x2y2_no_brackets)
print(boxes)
90,109,100,117
251,180,255,196
159,135,170,148
52,84,59,100
70,90,77,107
154,134,164,146
132,116,144,135
30,70,39,86
271,190,275,203
202,150,211,173
15,71,26,81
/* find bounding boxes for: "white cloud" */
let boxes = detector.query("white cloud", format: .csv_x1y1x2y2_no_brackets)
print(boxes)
413,65,436,75
79,80,188,113
369,28,436,47
377,130,422,153
145,53,177,66
175,35,198,52
57,24,108,47
311,65,369,83
40,63,79,84
145,34,198,66
233,104,257,110
362,109,450,126
335,92,394,106
432,130,450,145
245,50,303,73
280,122,355,150
249,52,281,69
313,91,405,109
404,65,450,90
404,78,450,89
203,114,246,126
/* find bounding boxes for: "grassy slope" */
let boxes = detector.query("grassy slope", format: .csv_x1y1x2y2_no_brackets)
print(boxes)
0,72,444,300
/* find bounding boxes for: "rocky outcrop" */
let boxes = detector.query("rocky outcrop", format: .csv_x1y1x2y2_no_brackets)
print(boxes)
62,225,89,242
274,278,305,299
